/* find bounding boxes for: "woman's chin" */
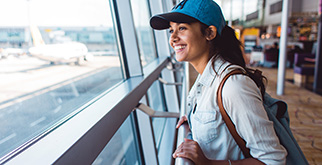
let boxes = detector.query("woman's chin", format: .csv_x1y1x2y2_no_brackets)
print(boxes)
175,54,185,62
175,57,185,62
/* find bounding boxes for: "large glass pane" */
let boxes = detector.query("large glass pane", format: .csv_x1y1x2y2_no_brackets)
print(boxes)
0,0,123,158
130,0,157,66
93,115,141,165
147,81,167,149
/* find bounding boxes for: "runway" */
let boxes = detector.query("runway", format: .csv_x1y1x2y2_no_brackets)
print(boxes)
0,54,122,103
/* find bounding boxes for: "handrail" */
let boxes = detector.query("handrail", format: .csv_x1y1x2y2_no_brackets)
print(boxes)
158,77,183,86
135,103,180,118
175,62,194,165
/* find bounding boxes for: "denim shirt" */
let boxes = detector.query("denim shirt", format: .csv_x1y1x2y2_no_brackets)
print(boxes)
187,58,287,164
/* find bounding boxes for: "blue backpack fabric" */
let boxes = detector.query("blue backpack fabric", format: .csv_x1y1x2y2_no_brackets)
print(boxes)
263,93,308,165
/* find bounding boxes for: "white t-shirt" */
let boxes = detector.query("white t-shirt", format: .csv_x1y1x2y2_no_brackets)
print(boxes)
187,58,287,164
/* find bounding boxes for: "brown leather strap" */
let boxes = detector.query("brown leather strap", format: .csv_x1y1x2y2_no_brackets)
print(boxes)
216,69,252,158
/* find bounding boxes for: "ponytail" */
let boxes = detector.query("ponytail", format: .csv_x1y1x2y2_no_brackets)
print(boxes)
201,24,267,98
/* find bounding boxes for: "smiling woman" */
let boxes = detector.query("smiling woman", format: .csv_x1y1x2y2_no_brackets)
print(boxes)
150,0,287,164
0,0,315,164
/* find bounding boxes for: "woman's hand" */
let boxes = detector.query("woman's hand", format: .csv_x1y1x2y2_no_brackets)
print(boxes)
173,138,210,164
176,115,189,129
173,138,265,165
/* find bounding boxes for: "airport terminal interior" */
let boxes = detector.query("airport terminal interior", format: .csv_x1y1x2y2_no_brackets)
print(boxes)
0,0,321,164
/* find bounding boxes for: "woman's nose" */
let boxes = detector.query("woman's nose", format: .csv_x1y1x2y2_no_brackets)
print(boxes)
170,32,178,43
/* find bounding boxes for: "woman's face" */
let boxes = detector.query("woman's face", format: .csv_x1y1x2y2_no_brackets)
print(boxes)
169,22,210,63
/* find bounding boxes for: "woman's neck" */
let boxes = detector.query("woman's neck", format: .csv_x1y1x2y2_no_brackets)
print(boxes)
190,57,210,75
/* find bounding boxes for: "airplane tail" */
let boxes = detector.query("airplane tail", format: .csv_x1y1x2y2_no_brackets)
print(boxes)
30,25,45,47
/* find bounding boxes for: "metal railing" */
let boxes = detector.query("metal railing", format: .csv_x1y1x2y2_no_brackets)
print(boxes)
175,62,194,165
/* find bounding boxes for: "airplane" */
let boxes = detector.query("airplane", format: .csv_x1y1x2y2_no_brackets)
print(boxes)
28,25,93,65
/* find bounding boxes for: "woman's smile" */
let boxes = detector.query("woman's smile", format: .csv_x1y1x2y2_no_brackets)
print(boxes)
174,44,187,53
169,22,210,65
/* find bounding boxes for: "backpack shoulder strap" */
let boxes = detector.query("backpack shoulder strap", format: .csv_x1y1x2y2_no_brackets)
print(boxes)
216,69,252,158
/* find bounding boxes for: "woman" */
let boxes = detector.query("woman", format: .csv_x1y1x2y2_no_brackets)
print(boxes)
150,0,287,164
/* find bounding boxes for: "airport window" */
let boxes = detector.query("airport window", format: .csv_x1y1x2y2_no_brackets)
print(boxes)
147,81,167,149
0,0,123,158
93,115,142,165
130,0,157,66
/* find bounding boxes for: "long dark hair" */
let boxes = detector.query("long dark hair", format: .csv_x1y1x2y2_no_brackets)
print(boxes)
200,24,267,98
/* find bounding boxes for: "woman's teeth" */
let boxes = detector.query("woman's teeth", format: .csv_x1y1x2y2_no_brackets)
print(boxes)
174,45,186,50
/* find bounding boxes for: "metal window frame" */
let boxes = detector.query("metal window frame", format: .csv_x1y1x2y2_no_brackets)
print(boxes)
113,0,143,78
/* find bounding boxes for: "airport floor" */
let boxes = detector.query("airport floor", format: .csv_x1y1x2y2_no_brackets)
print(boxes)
258,67,322,165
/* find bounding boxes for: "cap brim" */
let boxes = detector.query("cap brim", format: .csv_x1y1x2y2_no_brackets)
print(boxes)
150,12,199,30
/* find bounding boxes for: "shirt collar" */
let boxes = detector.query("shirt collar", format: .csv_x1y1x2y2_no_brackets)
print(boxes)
198,57,227,87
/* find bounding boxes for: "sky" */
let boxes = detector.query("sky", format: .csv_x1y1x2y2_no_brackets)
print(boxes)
0,0,114,27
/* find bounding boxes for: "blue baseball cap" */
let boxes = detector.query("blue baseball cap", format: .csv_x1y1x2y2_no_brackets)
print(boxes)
150,0,226,35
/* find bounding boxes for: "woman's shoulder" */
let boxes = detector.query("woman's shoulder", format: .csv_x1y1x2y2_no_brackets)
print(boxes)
217,63,244,79
220,68,261,98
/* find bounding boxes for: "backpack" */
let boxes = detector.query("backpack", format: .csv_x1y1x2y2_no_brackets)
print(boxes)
217,69,308,165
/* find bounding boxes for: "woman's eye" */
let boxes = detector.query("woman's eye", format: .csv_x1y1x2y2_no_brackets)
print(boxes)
169,29,173,34
179,27,187,31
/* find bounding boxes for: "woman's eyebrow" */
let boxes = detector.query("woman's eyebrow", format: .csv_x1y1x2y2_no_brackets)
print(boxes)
169,23,178,28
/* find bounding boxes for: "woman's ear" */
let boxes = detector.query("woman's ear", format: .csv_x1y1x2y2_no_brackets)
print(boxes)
206,25,217,41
